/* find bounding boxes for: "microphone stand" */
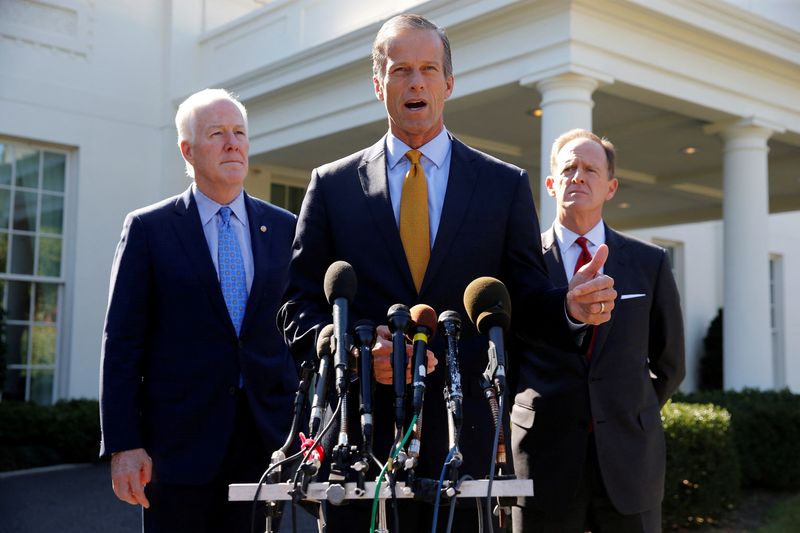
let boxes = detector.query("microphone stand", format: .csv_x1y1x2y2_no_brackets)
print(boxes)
353,320,377,495
440,311,464,488
257,359,315,533
387,304,411,471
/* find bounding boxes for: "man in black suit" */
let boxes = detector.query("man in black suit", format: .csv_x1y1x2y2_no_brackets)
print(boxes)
279,15,615,531
99,89,298,532
511,129,686,533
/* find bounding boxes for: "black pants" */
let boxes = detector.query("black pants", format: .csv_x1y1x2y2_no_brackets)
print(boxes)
142,392,278,533
512,436,660,533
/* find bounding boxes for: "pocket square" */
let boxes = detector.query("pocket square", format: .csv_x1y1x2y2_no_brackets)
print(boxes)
621,293,646,300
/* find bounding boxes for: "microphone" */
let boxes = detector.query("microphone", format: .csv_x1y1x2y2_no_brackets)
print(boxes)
438,310,464,457
309,324,335,438
324,261,358,398
463,277,512,393
387,304,411,431
407,304,437,468
353,319,377,456
464,277,511,469
409,304,437,417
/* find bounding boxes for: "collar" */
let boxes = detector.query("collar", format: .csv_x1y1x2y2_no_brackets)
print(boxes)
553,219,606,250
386,127,451,170
192,183,247,226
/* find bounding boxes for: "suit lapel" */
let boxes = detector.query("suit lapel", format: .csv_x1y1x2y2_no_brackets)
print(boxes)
358,137,416,292
171,187,236,336
590,225,625,360
241,192,271,337
422,136,478,294
542,227,568,287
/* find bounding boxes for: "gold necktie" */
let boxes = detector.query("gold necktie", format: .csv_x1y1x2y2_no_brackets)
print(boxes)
399,149,430,292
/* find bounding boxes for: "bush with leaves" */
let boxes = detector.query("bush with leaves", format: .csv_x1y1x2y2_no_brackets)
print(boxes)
662,401,741,529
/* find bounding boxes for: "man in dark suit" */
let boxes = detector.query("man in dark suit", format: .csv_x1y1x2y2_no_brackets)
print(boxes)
511,129,686,533
278,15,616,531
99,88,298,532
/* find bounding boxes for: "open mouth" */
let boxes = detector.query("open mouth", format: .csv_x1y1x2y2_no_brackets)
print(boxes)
405,100,427,109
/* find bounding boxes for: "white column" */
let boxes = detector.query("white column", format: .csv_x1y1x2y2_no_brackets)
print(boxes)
535,73,598,227
719,119,774,390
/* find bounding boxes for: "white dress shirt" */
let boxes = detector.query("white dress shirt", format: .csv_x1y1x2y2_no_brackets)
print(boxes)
552,219,606,281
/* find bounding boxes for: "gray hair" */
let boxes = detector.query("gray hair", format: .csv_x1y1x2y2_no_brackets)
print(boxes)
371,14,453,81
175,88,248,177
550,128,616,179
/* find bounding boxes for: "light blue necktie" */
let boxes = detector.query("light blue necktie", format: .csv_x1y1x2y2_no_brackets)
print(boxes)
218,206,247,336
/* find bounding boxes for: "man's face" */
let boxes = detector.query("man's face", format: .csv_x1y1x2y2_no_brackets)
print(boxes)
546,137,618,216
181,99,249,199
373,28,454,148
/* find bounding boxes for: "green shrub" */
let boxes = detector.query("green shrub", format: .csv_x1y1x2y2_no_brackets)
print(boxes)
0,398,101,471
662,401,741,529
675,389,800,490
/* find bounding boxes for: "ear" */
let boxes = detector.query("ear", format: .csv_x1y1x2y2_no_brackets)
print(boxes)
373,76,384,102
443,75,454,100
605,177,619,201
180,140,193,166
545,175,557,197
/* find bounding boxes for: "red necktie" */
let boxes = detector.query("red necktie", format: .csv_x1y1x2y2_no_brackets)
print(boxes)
574,236,597,362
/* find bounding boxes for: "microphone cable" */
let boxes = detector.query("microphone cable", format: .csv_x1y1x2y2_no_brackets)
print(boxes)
369,413,418,533
249,448,305,533
484,391,505,533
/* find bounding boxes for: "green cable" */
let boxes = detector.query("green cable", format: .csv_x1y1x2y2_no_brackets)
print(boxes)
369,414,418,533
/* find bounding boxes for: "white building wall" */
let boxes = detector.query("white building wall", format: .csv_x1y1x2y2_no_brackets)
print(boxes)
628,212,800,393
0,0,172,399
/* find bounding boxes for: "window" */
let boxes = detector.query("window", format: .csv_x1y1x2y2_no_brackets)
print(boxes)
0,140,67,405
270,182,306,215
770,254,785,388
653,239,684,299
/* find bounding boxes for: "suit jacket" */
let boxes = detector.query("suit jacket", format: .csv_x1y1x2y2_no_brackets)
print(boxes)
99,186,298,485
511,225,685,514
279,134,570,479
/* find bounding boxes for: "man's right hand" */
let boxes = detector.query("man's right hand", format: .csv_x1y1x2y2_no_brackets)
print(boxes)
111,448,152,508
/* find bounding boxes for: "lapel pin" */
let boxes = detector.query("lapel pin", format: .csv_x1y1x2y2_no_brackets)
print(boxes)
260,225,267,233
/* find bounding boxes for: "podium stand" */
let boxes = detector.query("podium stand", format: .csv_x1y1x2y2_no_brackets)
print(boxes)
229,478,532,501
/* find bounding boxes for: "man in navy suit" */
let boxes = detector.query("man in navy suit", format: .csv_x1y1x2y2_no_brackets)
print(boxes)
279,15,616,531
511,129,685,533
99,89,298,532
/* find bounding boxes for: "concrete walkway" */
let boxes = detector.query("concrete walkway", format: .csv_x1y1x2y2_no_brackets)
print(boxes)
0,463,315,533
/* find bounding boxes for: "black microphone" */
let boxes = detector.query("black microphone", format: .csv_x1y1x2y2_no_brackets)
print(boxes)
324,261,358,398
464,276,512,393
439,310,464,456
409,304,437,417
353,319,377,456
464,277,512,468
387,303,411,431
309,324,335,438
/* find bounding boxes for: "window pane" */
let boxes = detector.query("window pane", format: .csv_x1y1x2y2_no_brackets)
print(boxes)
40,194,63,235
42,152,66,192
10,233,35,274
0,143,10,186
270,183,286,207
0,188,10,229
289,186,305,215
6,325,29,366
38,237,62,277
29,369,54,405
15,148,40,189
34,283,58,323
0,232,7,273
7,280,31,320
13,191,38,231
3,368,26,401
31,325,56,365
